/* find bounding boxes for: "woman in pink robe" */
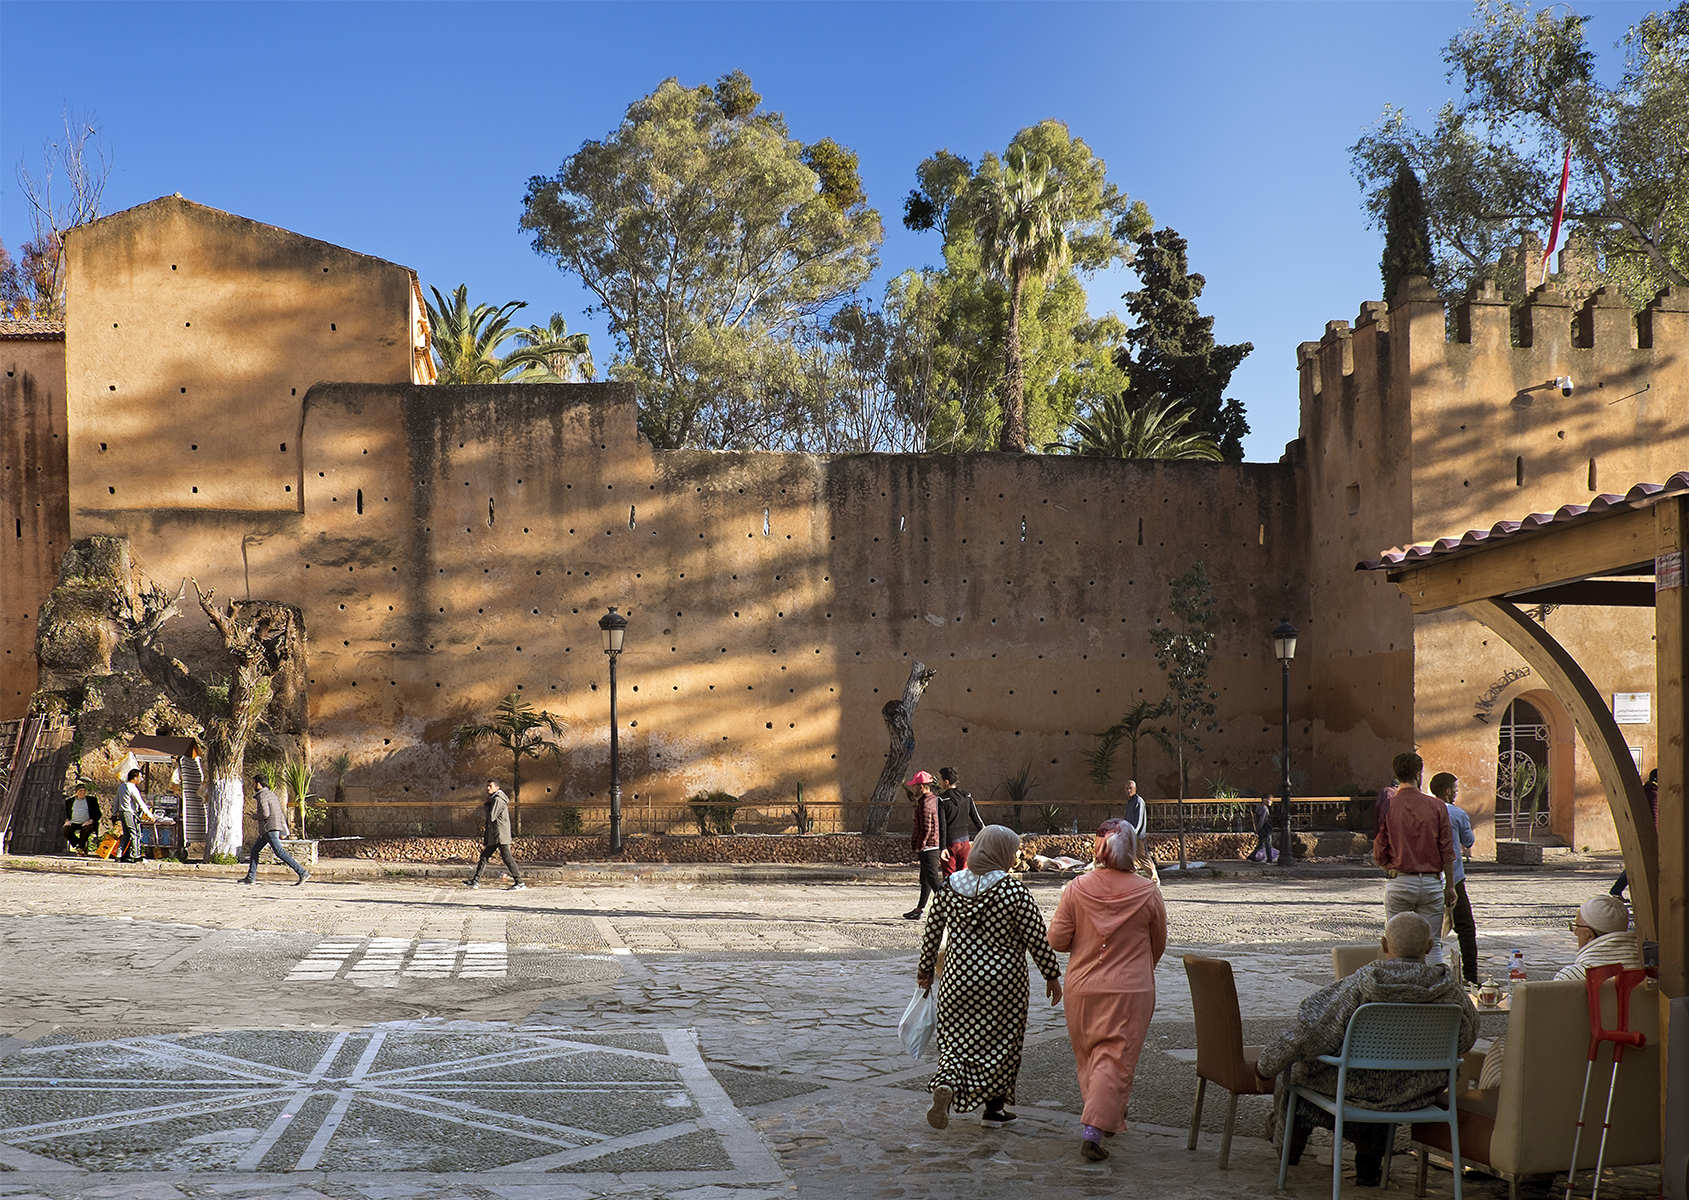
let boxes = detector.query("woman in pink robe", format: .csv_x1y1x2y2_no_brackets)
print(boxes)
1048,818,1167,1160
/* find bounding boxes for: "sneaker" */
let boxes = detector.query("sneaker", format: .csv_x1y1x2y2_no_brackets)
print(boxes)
463,880,479,889
903,908,924,921
237,877,254,885
294,872,310,887
508,882,528,891
926,1085,952,1130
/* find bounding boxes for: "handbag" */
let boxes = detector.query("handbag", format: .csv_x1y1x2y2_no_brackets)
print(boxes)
899,986,937,1061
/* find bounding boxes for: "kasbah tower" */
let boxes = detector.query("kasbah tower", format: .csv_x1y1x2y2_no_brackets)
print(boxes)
2,196,1684,852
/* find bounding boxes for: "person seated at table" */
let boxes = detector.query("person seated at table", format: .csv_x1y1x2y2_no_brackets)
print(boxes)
61,782,101,853
1257,913,1477,1188
1556,894,1644,982
1472,894,1647,1091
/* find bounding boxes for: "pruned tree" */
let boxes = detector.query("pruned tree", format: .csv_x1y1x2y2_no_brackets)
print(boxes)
117,578,300,860
1150,563,1219,870
453,693,565,837
3,111,111,320
863,661,936,834
1381,160,1435,304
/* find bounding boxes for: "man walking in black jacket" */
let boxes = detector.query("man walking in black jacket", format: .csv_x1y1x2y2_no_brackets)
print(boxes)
465,779,526,890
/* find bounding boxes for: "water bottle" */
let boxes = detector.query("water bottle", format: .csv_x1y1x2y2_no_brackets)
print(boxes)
1507,949,1526,991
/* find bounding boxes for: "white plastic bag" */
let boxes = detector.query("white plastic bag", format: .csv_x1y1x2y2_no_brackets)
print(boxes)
899,986,937,1061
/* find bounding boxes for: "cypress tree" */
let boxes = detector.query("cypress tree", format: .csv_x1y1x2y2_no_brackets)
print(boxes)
1115,227,1252,461
1381,160,1434,304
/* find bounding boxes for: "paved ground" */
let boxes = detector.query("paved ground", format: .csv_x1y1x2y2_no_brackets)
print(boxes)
0,859,1663,1199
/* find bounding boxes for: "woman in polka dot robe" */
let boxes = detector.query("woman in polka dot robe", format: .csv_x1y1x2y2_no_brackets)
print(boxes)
917,825,1063,1129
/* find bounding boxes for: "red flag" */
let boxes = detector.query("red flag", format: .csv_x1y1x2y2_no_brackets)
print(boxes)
1540,145,1572,285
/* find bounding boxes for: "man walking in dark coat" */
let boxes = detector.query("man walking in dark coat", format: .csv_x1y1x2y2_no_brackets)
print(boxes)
241,774,309,885
465,779,526,890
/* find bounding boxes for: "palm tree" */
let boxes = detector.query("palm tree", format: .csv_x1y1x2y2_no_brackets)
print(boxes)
973,147,1070,452
1049,395,1223,461
510,313,595,382
425,284,585,384
1089,698,1173,787
452,693,566,837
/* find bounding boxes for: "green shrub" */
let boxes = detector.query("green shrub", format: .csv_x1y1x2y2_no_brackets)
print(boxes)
558,805,583,836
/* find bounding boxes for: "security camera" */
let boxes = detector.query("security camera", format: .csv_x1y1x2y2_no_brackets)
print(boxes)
1557,375,1573,397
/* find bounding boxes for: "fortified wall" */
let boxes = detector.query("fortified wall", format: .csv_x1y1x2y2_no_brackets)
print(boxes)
1299,275,1689,852
7,194,1685,852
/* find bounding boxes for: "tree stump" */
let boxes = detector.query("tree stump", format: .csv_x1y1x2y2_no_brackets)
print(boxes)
863,661,936,834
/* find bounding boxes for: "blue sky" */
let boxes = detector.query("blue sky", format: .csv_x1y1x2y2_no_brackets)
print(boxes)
0,1,1654,460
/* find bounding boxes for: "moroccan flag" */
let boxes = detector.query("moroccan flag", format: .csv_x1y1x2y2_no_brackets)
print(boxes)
1540,144,1572,285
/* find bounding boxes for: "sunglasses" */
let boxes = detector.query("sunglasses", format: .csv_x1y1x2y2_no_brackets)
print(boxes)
1568,920,1593,933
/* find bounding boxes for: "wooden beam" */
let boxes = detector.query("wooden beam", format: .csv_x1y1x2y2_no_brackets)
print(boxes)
1459,598,1658,941
1655,497,1687,999
1504,580,1657,607
1394,508,1657,614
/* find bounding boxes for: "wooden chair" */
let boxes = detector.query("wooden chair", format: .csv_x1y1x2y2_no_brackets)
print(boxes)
1184,954,1275,1169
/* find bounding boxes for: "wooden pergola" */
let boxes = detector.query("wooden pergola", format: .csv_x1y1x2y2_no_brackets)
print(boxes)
1363,472,1686,1111
1364,474,1684,987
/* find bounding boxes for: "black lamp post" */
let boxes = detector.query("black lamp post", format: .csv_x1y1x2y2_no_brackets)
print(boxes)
1272,620,1298,867
598,606,628,854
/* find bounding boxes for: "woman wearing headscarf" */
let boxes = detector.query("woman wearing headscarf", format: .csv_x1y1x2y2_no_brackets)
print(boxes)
916,825,1062,1129
1048,818,1167,1160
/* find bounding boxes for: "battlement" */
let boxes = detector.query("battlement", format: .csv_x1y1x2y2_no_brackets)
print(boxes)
1297,274,1689,400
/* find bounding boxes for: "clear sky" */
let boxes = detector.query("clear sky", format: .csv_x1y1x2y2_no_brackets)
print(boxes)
0,1,1655,461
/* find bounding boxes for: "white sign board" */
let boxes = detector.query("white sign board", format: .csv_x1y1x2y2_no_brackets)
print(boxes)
1629,746,1644,770
1612,692,1650,724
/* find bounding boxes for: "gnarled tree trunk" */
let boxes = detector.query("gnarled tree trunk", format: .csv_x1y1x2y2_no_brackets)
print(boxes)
863,661,936,835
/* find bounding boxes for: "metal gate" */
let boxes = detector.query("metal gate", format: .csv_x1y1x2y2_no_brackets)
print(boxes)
1495,700,1552,841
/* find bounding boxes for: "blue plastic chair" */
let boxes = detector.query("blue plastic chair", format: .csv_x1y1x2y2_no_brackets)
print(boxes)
1275,1002,1465,1200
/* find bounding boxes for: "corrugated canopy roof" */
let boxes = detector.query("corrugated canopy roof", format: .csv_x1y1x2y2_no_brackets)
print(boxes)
1358,472,1689,574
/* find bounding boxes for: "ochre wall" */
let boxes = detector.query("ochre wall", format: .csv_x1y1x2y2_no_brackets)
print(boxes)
280,383,1310,822
1,334,69,718
1300,277,1689,853
62,195,420,535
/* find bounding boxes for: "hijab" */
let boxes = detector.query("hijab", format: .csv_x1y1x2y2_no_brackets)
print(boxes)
968,825,1020,874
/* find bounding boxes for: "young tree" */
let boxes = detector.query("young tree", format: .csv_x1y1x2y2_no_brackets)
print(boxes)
1048,395,1222,461
425,285,586,384
3,112,111,319
1150,563,1219,870
1351,2,1689,304
453,694,565,837
1380,160,1435,303
1116,228,1251,461
118,579,301,859
521,70,882,449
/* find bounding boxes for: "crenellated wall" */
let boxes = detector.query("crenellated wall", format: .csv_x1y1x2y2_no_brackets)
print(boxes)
1297,275,1689,851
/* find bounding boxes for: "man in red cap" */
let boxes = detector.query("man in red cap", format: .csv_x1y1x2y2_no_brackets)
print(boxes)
905,770,944,919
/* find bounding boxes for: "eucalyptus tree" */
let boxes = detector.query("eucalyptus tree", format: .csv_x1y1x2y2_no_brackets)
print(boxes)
521,70,882,449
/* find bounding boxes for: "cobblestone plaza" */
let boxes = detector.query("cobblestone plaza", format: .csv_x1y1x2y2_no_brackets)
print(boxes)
0,862,1663,1199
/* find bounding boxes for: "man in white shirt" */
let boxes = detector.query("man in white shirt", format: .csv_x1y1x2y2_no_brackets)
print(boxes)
61,783,101,853
114,768,157,863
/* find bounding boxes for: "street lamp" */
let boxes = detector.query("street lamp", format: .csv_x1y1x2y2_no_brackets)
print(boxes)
1272,620,1298,868
598,606,628,854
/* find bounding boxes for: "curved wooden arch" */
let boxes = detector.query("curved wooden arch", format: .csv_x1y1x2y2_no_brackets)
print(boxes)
1459,598,1657,939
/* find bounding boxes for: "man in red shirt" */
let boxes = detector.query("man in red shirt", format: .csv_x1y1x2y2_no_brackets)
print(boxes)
1373,752,1456,967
